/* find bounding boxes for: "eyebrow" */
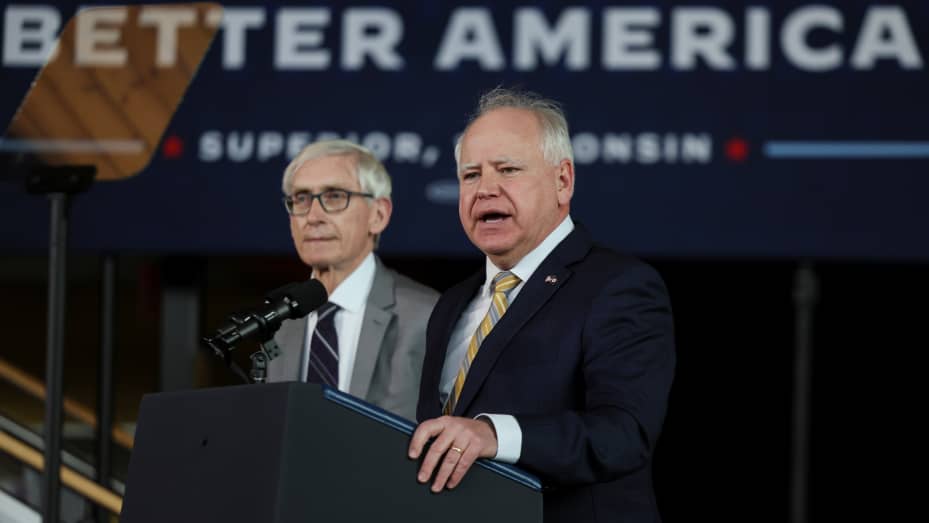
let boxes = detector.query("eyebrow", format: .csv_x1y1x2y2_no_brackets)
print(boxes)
458,156,525,175
458,162,480,175
292,184,352,193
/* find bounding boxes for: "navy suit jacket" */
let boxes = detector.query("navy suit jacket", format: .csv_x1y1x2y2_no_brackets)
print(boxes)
417,225,675,523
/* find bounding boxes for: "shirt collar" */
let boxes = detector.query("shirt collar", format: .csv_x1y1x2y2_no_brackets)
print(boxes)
327,252,376,313
483,215,574,294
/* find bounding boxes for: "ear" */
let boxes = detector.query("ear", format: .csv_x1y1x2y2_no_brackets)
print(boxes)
368,197,392,236
555,159,574,206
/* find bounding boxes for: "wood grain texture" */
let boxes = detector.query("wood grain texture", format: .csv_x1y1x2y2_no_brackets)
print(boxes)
4,3,221,181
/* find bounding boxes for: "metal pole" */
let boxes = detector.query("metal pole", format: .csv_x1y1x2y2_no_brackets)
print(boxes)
790,261,818,523
42,192,69,523
95,254,117,522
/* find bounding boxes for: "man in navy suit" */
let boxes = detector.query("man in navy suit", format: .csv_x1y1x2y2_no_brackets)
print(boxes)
408,88,676,523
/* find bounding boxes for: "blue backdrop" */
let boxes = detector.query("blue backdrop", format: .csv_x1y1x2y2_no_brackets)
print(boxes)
2,0,928,259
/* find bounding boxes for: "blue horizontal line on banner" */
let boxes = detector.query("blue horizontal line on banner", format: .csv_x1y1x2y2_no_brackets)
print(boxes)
764,142,929,159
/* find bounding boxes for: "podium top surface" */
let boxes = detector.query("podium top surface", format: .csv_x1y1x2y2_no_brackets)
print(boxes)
321,384,542,491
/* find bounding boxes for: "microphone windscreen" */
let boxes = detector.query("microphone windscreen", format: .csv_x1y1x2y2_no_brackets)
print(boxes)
264,281,299,303
287,279,328,316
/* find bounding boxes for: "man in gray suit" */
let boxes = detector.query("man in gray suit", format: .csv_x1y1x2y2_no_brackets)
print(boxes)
267,139,438,421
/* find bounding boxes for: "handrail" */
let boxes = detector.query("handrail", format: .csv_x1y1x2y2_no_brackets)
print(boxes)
0,357,134,449
0,412,126,495
0,430,122,514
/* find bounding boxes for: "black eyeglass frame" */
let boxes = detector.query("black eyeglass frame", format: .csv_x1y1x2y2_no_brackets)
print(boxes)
283,189,375,215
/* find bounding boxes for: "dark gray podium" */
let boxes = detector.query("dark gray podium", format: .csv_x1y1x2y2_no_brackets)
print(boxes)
119,382,542,523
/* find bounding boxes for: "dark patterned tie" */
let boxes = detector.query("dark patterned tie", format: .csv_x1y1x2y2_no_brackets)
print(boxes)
306,302,339,387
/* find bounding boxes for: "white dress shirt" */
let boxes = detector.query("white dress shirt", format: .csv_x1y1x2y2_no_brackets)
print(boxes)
300,252,376,392
440,216,575,463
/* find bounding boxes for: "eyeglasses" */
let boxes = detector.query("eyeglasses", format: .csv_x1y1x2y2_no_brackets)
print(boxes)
283,189,374,215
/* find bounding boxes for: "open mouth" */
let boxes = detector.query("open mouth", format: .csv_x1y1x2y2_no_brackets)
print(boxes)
478,211,510,223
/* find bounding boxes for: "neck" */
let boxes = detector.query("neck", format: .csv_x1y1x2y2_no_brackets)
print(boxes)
488,254,516,271
312,252,371,296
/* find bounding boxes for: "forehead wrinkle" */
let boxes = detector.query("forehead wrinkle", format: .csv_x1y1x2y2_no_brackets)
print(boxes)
291,155,361,191
459,155,524,172
490,155,524,166
292,182,352,193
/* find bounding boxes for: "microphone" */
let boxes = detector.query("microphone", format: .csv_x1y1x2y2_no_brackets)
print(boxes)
202,279,327,361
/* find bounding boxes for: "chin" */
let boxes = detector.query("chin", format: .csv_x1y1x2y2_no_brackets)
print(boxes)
475,240,514,259
300,253,336,268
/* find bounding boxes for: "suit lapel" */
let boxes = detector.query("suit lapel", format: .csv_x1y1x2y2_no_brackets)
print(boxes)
438,272,485,368
275,317,308,381
421,271,484,418
349,259,395,399
453,226,593,415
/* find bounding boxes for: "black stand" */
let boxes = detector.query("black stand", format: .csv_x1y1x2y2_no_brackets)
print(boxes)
95,253,117,523
249,339,281,384
790,261,818,523
202,313,284,385
21,165,95,523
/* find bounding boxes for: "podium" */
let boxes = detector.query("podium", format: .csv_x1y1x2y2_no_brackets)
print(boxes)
119,383,542,523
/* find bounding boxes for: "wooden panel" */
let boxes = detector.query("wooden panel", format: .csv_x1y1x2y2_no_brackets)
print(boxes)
3,3,221,181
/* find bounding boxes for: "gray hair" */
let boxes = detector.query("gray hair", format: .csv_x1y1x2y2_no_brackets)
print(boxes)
282,139,392,199
454,87,574,168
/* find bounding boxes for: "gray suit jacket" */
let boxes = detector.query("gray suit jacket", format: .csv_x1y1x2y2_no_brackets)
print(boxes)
267,257,438,421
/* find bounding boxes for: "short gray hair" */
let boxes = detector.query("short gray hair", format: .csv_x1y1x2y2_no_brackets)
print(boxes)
454,87,574,167
282,139,392,199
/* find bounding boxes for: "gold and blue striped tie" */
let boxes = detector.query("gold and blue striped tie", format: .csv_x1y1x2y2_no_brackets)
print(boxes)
444,271,521,415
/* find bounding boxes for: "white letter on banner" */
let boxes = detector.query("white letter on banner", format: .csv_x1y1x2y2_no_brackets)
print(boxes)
745,7,770,70
287,132,310,159
209,7,265,70
672,7,736,70
394,133,422,163
514,7,590,71
682,134,712,163
602,8,660,70
138,7,197,67
636,133,660,164
342,7,404,70
227,132,254,162
851,6,923,69
434,8,504,70
572,133,599,165
603,134,632,163
362,132,391,160
75,7,128,67
199,131,223,162
781,6,843,72
3,6,61,67
275,8,330,70
257,132,284,162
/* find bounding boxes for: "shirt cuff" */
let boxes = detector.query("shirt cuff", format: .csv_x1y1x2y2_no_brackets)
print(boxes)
476,413,521,463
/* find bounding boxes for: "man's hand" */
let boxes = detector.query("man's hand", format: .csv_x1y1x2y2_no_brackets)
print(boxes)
408,416,498,492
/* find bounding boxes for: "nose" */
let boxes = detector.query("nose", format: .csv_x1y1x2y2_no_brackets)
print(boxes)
475,170,501,199
303,196,328,223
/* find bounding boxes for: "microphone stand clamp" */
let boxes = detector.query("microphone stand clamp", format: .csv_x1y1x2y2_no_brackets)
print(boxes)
249,338,282,384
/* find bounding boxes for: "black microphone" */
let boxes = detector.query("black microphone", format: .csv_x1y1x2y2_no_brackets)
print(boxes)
202,279,327,360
